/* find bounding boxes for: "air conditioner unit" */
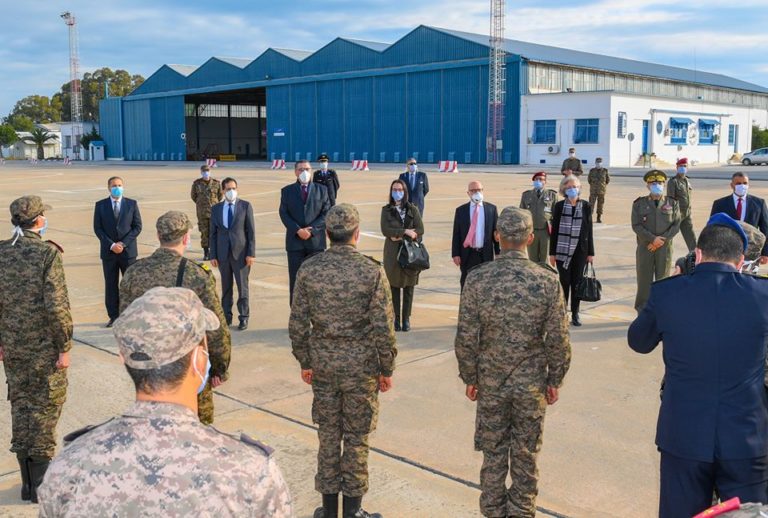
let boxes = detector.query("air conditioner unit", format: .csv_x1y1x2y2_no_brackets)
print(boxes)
546,145,560,154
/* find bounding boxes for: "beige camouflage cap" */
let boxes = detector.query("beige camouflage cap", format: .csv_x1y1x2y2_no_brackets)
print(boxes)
740,221,766,261
10,195,51,225
326,203,360,232
156,211,192,242
497,206,533,241
114,287,220,370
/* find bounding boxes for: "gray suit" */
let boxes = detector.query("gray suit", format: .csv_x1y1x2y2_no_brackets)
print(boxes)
210,199,255,322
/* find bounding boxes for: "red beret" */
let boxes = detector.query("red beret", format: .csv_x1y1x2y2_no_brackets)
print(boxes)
676,157,688,166
532,171,547,180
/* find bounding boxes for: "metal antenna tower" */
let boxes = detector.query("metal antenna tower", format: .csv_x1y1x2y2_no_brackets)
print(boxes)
486,0,506,164
61,11,83,158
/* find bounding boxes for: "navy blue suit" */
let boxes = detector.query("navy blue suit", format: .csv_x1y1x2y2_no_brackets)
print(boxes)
279,181,330,302
711,194,768,256
399,171,429,216
93,197,142,319
628,263,768,517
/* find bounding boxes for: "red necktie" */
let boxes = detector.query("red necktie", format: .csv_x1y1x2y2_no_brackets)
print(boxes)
463,204,480,248
736,197,743,220
301,185,308,203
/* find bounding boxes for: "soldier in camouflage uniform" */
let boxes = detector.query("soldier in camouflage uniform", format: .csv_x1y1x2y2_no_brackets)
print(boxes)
37,287,293,517
561,147,583,176
290,203,397,518
119,211,231,425
190,164,222,260
632,170,681,311
0,196,72,503
587,157,610,223
455,206,571,518
667,157,697,251
519,171,558,264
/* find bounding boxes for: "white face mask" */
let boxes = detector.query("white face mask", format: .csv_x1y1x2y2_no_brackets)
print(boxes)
569,152,576,157
734,184,749,197
320,162,328,170
224,189,237,202
299,171,312,184
471,192,483,203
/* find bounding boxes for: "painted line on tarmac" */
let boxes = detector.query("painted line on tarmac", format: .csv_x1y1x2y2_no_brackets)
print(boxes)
70,334,571,518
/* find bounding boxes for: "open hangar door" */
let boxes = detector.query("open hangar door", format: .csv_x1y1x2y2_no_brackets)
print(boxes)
184,88,267,160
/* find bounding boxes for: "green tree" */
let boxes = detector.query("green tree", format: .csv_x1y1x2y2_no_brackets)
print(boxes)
8,95,61,124
5,114,35,132
23,128,59,160
0,124,18,158
80,127,102,150
752,125,768,151
58,68,144,121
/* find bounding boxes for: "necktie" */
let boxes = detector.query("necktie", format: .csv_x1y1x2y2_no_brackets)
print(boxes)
301,185,308,203
410,173,416,190
227,203,234,228
463,204,480,248
113,201,119,220
736,197,743,220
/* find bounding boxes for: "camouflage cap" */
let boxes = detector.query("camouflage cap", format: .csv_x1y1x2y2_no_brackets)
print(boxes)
497,206,533,241
740,221,766,261
156,211,192,242
326,203,360,232
114,287,220,370
10,195,51,225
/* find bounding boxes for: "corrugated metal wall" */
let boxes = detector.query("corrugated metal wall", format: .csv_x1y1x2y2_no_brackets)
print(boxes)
187,59,247,89
99,97,123,158
132,66,188,96
117,95,185,160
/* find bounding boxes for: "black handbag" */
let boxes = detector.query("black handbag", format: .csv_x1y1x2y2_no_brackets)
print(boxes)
398,239,430,271
576,263,601,302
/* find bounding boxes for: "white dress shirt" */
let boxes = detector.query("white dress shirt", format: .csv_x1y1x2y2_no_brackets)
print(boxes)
733,193,747,222
469,201,485,248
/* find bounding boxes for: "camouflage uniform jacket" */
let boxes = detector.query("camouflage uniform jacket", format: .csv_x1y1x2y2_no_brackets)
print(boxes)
667,175,693,216
37,401,293,517
119,247,231,380
561,157,584,175
587,167,610,194
191,178,222,216
519,189,558,230
454,249,570,390
0,230,72,362
289,244,397,378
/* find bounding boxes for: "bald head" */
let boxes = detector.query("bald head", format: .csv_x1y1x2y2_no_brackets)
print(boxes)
467,181,483,202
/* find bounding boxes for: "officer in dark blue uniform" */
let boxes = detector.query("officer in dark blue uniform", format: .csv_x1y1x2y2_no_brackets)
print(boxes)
628,213,768,518
313,154,340,206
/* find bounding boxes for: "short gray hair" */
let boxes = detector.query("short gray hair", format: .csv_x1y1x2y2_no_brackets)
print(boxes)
559,175,581,196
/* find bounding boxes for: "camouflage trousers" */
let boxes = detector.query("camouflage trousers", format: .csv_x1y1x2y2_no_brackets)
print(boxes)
197,213,211,249
475,380,547,518
6,365,67,459
312,374,379,496
527,228,550,264
589,192,606,217
198,380,214,425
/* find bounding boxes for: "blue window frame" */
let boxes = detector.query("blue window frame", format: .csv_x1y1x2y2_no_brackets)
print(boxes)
698,119,717,145
533,120,556,144
669,119,690,145
728,124,736,145
574,118,599,144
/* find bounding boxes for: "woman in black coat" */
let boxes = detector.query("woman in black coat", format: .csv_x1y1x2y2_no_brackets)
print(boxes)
548,174,595,326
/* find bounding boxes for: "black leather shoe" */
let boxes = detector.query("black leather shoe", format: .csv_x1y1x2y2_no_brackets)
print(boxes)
203,248,210,261
394,317,401,332
105,318,115,328
238,319,248,331
596,216,602,223
572,312,582,326
225,316,233,326
402,319,411,332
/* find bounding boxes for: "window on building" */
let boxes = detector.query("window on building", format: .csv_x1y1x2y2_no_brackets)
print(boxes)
617,112,627,138
728,124,736,145
669,118,692,145
64,135,72,149
574,118,599,144
698,119,717,145
532,120,556,144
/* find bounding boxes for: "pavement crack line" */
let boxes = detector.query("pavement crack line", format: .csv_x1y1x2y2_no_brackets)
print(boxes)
72,336,571,518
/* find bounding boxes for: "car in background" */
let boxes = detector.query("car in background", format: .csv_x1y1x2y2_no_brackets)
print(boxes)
742,148,768,165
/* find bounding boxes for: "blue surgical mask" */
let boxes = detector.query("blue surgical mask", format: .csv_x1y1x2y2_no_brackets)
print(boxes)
110,186,123,198
533,180,544,190
408,164,417,173
735,184,749,197
676,167,686,175
202,172,210,180
38,216,48,236
650,184,664,196
565,187,579,200
193,348,211,394
392,191,404,202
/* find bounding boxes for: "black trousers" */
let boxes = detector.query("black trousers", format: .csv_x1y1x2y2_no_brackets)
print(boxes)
390,286,414,320
556,252,587,314
659,451,768,518
287,249,322,304
460,248,487,289
218,256,250,321
103,254,136,319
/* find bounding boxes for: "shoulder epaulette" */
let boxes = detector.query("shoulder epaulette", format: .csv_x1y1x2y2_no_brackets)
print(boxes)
63,419,113,445
239,433,274,457
633,196,646,203
363,254,382,265
45,240,64,253
533,261,558,274
192,260,212,273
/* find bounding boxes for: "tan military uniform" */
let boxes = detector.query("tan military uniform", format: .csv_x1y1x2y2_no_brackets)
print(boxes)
561,157,583,176
667,174,696,251
587,167,610,218
290,244,397,497
37,401,293,517
190,177,222,248
455,250,570,518
119,248,231,424
520,189,558,264
631,196,681,310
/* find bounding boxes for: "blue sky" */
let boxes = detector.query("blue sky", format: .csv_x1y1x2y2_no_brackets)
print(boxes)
2,0,767,118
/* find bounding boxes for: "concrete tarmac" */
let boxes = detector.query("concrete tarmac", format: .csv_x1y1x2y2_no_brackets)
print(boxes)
0,160,760,517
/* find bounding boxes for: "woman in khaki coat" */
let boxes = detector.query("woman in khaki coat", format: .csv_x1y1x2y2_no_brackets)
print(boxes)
380,179,425,332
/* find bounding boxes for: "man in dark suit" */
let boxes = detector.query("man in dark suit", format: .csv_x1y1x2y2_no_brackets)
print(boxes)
209,177,256,330
398,157,429,216
628,213,768,518
280,160,331,303
313,154,340,206
710,171,768,263
451,180,499,288
93,176,142,327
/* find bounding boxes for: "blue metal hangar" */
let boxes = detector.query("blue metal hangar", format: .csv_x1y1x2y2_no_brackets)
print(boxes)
99,25,768,165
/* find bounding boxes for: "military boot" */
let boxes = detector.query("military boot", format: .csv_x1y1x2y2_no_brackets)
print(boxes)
343,495,382,518
28,457,50,504
203,247,210,261
16,454,30,501
394,317,401,332
313,493,339,518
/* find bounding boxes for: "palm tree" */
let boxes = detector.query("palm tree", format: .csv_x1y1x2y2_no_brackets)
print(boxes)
23,128,58,160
